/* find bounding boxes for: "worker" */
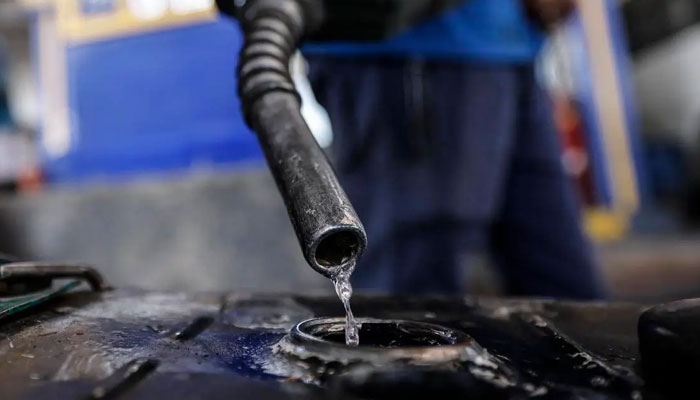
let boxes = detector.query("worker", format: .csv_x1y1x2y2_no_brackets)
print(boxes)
304,0,606,299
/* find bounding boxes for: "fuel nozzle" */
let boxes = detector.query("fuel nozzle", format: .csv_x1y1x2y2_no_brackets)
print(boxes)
217,0,366,278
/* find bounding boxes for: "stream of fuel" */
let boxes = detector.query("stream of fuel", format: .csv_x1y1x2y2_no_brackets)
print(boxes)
331,262,359,346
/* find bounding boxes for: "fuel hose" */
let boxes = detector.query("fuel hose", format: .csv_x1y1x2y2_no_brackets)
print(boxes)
217,0,366,278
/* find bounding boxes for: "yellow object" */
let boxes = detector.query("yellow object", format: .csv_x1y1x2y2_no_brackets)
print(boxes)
575,0,640,242
585,208,631,243
19,0,53,8
577,0,640,217
23,0,218,43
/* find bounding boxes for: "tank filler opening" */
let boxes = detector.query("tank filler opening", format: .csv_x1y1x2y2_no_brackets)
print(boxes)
293,318,469,349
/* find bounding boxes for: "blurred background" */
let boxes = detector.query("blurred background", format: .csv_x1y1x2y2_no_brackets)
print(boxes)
0,0,697,302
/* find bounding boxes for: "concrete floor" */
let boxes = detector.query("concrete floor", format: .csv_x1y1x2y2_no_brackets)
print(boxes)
600,235,700,302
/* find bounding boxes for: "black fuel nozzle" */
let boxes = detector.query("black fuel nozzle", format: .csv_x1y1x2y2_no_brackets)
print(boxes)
216,0,465,278
217,0,366,278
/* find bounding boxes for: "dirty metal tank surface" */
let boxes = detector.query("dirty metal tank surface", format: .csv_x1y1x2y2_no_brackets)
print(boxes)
0,287,651,399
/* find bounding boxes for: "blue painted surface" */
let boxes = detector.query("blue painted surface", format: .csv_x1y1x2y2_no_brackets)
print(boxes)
603,0,648,205
41,18,264,183
304,0,543,63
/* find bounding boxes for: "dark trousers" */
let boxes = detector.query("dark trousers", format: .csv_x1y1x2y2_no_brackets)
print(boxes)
308,57,606,299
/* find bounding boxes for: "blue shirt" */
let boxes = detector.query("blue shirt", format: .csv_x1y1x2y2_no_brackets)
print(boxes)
304,0,543,63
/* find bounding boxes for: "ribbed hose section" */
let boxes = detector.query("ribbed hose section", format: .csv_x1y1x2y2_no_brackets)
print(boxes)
237,2,303,121
234,0,367,278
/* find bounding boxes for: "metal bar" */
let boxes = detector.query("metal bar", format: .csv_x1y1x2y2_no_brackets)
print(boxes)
0,262,111,292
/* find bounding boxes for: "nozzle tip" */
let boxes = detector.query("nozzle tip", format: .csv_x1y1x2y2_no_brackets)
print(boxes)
309,227,365,277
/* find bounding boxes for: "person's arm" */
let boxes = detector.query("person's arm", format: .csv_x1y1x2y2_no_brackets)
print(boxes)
523,0,577,29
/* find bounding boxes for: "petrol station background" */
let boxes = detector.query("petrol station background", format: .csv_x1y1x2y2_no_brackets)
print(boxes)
0,0,698,301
